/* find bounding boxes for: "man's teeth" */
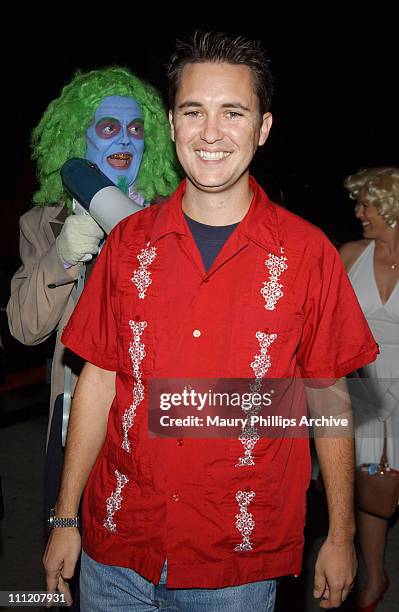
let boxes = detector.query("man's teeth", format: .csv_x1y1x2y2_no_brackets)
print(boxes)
196,150,231,160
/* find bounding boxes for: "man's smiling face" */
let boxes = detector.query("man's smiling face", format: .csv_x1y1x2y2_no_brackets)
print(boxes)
169,62,272,194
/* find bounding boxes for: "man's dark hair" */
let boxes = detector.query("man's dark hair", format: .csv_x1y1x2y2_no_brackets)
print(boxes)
167,30,273,116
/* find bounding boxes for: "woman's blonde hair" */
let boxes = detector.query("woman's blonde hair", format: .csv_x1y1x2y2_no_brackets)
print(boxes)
344,167,399,228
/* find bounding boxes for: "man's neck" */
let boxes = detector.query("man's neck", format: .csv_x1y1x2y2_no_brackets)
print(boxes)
182,175,253,226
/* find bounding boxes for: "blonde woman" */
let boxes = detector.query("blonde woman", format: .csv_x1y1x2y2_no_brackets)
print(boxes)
340,167,399,611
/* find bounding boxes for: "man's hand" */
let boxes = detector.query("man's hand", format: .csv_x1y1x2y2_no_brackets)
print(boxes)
313,538,357,609
43,527,81,607
56,215,104,266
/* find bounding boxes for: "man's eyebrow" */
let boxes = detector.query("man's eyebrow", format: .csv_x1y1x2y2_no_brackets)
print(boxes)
176,101,202,109
176,101,250,111
221,102,250,111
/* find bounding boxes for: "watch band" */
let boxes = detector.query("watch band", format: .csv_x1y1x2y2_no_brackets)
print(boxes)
48,508,80,529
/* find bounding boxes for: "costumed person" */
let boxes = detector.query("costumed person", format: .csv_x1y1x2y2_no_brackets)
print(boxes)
7,67,179,609
42,32,378,611
340,167,399,612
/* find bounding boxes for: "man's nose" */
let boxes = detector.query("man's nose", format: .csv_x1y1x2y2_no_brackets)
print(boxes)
200,117,223,144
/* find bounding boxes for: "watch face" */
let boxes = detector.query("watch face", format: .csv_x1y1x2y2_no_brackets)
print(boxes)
48,508,55,528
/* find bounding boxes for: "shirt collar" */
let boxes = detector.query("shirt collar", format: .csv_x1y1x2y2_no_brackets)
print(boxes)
128,186,147,208
149,180,190,244
243,176,283,256
45,203,68,222
149,176,282,257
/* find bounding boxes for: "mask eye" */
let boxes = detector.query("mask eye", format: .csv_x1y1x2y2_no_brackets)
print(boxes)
95,120,121,139
128,120,144,140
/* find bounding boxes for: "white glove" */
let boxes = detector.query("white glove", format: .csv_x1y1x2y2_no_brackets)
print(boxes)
56,215,104,266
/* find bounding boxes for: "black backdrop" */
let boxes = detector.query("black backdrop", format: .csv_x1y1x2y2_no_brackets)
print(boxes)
2,7,398,257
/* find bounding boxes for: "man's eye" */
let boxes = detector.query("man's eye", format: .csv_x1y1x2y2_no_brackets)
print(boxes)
226,111,243,119
184,111,201,118
128,121,144,139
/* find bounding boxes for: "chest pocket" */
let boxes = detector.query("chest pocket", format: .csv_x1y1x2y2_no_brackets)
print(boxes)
229,246,305,378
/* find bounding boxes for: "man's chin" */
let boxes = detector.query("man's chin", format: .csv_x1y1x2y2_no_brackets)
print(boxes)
187,176,231,192
187,171,249,194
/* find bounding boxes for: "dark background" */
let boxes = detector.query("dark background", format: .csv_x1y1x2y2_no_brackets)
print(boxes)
1,6,398,299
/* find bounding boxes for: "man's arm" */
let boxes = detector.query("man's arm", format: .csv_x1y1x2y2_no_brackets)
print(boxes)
43,362,115,606
7,209,79,346
306,377,357,609
7,209,103,346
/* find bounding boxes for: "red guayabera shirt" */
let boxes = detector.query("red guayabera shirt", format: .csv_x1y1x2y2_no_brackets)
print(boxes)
62,178,377,588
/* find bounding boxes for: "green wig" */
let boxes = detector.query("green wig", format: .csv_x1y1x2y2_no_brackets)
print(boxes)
31,67,181,205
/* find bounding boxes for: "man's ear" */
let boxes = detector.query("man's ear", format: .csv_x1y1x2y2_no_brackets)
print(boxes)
258,112,273,147
169,110,175,142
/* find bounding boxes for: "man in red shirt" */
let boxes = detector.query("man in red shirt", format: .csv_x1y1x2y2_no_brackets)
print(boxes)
43,32,378,611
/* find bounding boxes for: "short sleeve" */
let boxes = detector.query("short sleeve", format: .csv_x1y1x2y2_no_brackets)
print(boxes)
61,227,120,371
297,239,378,379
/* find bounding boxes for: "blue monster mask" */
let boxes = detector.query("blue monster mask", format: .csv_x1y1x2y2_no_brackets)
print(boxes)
85,96,144,192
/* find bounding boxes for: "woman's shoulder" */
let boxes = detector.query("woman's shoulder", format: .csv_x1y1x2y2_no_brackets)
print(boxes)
339,239,371,272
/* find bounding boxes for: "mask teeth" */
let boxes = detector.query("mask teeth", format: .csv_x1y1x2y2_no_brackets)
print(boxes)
109,153,132,160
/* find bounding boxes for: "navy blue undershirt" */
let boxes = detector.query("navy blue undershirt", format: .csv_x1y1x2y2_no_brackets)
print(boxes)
184,214,239,272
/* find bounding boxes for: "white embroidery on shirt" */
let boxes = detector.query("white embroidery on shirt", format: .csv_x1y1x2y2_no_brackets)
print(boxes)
236,334,277,466
236,425,260,467
236,252,284,467
122,321,147,453
132,243,157,299
103,470,129,533
261,253,288,310
234,490,256,551
251,331,277,378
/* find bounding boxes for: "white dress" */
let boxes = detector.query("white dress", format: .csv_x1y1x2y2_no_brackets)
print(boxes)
348,241,399,468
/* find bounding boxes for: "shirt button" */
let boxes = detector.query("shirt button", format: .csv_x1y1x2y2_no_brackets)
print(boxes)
134,315,140,321
245,486,252,492
172,493,180,502
177,438,184,446
193,329,201,338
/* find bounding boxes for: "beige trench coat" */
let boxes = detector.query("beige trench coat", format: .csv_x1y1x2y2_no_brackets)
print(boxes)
7,204,83,443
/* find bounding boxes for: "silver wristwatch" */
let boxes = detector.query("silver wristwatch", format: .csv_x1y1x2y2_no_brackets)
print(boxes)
48,508,80,529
